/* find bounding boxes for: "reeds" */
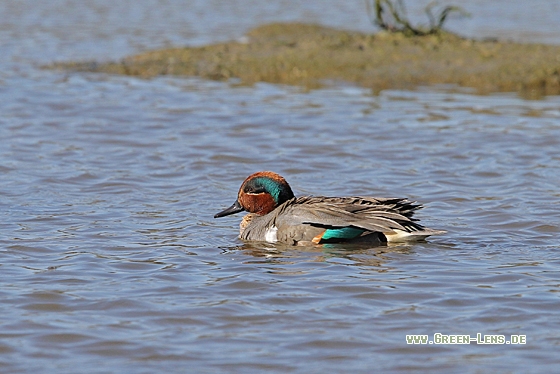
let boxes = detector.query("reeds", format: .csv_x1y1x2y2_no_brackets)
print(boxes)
367,0,468,36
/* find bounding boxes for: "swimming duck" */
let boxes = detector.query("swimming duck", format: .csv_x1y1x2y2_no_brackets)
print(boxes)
214,171,445,245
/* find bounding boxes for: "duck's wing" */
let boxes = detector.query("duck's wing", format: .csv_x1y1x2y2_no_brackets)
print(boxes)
274,196,423,232
273,196,445,243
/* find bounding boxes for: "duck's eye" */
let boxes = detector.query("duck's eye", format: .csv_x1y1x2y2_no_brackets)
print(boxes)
245,186,266,194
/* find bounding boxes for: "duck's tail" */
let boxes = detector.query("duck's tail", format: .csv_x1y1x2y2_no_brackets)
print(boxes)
384,228,446,242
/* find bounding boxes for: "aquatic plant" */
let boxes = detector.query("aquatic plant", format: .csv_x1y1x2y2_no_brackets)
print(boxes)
367,0,468,36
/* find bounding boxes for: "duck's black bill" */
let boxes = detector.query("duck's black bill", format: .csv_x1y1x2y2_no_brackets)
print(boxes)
214,200,244,218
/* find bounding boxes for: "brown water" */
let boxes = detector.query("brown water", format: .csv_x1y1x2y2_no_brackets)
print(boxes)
1,1,560,373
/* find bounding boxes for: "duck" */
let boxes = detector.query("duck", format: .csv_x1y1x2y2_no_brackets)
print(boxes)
214,171,445,245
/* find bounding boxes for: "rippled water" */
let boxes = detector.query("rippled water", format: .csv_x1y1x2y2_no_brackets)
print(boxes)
2,1,560,373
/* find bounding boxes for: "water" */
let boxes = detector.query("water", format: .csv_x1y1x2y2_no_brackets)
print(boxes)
1,1,560,373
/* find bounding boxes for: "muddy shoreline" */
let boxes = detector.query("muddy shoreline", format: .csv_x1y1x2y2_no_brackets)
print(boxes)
51,23,560,98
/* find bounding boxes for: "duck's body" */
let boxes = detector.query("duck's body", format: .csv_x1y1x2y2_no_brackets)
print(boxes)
215,171,445,245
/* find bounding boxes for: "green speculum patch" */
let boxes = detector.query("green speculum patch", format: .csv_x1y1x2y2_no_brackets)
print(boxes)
321,227,366,241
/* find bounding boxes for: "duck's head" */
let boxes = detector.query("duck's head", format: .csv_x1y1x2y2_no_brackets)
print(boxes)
214,171,295,218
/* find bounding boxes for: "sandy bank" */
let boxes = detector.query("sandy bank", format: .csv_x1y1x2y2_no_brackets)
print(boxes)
52,23,560,98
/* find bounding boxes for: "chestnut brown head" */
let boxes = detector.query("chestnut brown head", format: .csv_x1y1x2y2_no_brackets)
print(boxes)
214,171,295,218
